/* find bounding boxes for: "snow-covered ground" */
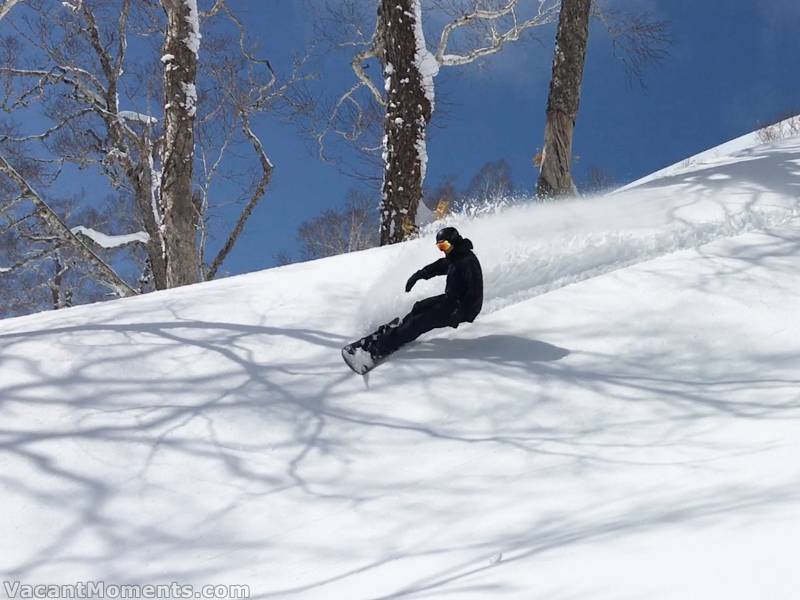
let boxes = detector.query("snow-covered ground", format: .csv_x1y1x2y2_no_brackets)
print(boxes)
1,132,800,599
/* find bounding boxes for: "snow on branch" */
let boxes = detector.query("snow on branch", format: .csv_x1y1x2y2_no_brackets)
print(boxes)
0,0,23,20
71,226,149,248
435,0,560,67
118,110,158,125
322,0,559,162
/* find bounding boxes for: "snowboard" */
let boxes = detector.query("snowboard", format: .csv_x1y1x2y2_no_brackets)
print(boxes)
341,319,399,375
341,341,384,375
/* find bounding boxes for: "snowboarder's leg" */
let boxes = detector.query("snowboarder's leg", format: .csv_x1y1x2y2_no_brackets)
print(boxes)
376,299,452,356
409,294,447,316
360,317,401,356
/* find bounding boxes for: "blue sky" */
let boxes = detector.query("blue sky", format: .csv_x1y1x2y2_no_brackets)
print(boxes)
226,0,799,275
6,1,798,278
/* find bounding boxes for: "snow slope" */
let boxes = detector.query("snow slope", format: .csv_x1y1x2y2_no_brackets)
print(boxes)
618,115,800,191
1,133,800,599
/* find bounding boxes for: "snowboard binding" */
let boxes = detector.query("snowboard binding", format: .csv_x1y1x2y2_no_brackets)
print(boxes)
341,318,401,375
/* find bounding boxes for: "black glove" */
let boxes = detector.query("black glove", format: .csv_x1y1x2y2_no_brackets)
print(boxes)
405,272,421,293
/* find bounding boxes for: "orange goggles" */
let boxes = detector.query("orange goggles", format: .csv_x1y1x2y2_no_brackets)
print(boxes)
436,239,452,252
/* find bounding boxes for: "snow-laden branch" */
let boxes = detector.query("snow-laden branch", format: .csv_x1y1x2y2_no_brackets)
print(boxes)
115,0,131,80
435,0,560,66
118,111,158,125
0,0,22,20
324,0,559,162
71,226,149,248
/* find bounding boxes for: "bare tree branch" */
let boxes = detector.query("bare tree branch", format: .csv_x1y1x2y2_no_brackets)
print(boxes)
5,108,94,143
0,151,137,296
435,0,559,66
200,0,226,19
0,0,23,21
593,4,671,84
205,113,273,280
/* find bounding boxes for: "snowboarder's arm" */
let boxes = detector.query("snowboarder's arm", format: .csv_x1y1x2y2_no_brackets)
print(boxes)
406,258,448,292
417,258,449,280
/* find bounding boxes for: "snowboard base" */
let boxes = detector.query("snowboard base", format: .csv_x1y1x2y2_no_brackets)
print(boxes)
342,319,400,375
341,344,380,375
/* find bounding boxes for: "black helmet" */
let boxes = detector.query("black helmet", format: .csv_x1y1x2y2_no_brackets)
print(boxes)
436,226,461,244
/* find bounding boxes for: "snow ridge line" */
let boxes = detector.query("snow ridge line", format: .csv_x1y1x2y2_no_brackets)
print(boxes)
482,205,799,315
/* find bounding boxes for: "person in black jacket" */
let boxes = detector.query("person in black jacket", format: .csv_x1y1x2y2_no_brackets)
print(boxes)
368,226,483,358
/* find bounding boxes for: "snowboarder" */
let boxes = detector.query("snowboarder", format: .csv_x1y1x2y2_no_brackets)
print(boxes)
342,226,483,374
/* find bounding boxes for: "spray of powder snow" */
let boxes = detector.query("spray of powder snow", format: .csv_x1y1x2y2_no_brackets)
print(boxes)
355,172,800,333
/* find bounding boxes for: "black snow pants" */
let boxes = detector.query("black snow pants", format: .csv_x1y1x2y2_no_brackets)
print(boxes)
377,294,457,356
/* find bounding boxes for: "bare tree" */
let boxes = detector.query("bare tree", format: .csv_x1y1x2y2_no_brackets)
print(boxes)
423,177,457,218
422,159,514,218
757,110,800,143
580,165,615,194
0,0,308,315
594,5,670,85
320,0,668,224
292,189,379,261
320,0,560,244
462,159,513,205
536,0,591,198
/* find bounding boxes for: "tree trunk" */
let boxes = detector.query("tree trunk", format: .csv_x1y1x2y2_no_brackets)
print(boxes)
379,0,434,245
537,0,591,198
160,0,200,287
134,153,168,290
49,254,73,310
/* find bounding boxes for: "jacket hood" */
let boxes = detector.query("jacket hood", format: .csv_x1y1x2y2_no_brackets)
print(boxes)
449,237,473,257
